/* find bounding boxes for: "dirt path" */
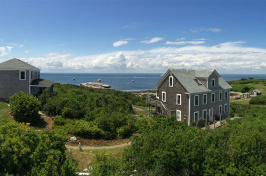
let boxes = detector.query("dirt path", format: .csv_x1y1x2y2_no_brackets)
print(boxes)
66,142,131,150
133,105,144,111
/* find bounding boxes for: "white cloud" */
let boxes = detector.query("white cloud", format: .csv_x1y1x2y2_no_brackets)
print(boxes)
206,28,222,32
177,37,185,41
165,40,205,45
191,27,222,33
113,40,129,47
20,41,266,74
24,50,30,53
141,37,163,44
0,46,13,57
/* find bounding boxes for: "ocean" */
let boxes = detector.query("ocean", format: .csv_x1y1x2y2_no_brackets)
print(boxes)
41,73,266,91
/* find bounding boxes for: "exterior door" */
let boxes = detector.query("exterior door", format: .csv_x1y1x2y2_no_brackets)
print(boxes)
176,110,181,121
209,108,213,122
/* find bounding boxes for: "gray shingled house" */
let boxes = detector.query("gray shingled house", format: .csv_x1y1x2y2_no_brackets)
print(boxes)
154,69,232,125
0,58,53,101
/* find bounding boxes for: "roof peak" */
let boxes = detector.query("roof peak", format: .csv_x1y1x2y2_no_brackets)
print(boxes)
0,58,40,70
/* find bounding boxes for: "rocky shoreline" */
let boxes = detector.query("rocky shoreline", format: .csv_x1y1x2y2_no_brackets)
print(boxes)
80,82,111,89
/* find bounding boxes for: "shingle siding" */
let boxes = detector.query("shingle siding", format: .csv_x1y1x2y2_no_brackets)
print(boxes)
190,90,230,123
0,70,30,100
155,68,231,124
157,75,189,121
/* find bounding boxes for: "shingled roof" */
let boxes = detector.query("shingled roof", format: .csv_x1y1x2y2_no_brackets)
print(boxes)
0,58,40,70
154,68,231,94
31,79,54,87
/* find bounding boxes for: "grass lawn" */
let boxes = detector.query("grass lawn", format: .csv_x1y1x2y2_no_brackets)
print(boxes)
133,105,156,117
67,147,125,171
230,98,251,105
0,102,12,119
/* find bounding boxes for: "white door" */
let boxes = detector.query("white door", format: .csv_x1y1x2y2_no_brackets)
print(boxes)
176,110,181,121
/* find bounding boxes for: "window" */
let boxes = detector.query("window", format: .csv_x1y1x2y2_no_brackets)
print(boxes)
194,95,199,106
162,91,166,102
194,111,199,122
219,92,222,101
203,94,207,104
219,105,222,115
176,110,181,121
224,104,228,113
211,93,215,103
169,76,173,87
202,109,207,120
212,79,215,87
20,71,26,80
225,91,228,99
176,94,181,105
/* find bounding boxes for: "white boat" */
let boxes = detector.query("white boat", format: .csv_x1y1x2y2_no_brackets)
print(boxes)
97,79,101,82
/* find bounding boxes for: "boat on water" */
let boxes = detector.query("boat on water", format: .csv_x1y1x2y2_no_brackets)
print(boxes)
132,80,135,82
97,79,101,82
73,78,75,80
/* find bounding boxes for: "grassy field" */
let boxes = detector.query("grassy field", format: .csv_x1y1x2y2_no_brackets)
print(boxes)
230,80,266,105
67,147,125,171
133,105,156,117
0,102,12,119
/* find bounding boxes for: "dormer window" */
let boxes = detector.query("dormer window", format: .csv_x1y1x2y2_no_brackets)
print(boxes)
169,76,173,87
20,71,26,80
212,79,215,87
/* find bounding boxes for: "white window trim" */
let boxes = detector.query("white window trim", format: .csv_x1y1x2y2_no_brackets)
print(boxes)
162,91,166,102
202,109,207,120
212,78,215,87
224,104,228,113
176,94,181,105
169,76,173,87
194,95,199,106
211,93,215,103
194,111,199,122
219,91,222,101
176,110,181,121
203,94,207,104
219,105,222,115
19,70,26,80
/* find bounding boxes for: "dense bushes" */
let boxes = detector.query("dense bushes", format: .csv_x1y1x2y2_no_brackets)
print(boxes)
40,84,139,139
230,84,254,93
91,112,266,176
0,118,76,176
249,95,266,105
10,92,40,124
53,114,137,139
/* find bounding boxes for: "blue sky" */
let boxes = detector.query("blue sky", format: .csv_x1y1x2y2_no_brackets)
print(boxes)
1,0,266,73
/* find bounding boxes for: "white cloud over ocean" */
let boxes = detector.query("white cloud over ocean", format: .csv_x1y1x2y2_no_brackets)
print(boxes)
21,41,266,74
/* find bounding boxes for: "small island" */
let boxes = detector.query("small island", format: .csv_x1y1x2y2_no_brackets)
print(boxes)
80,82,111,89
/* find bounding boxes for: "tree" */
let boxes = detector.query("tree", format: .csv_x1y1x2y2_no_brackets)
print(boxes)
10,92,40,124
0,118,77,176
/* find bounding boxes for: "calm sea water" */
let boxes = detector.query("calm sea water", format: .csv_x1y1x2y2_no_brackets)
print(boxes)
41,73,266,91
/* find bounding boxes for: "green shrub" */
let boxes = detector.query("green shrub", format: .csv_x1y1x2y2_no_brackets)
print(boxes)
40,83,140,139
10,92,40,124
0,118,77,175
197,117,205,127
249,95,266,105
